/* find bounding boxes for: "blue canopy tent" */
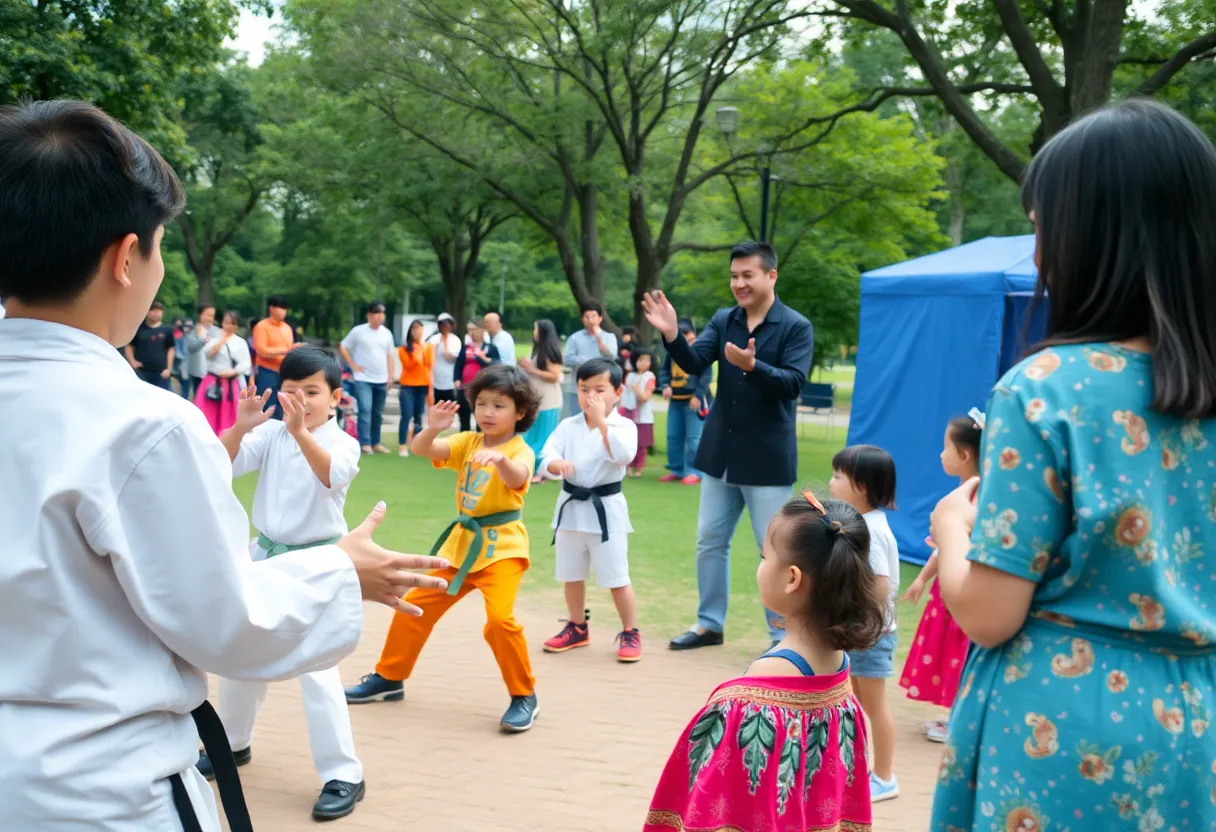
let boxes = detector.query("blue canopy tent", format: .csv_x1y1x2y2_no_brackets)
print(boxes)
846,235,1048,564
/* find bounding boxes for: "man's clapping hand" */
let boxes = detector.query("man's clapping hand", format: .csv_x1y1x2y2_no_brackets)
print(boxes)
724,338,757,371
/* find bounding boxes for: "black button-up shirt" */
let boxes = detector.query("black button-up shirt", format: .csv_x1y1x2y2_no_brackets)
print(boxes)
664,297,813,486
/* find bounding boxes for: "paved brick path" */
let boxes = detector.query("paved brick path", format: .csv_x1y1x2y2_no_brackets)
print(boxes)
210,599,941,830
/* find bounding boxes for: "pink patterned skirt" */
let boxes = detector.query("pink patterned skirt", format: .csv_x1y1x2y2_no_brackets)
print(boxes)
645,669,872,832
898,579,971,707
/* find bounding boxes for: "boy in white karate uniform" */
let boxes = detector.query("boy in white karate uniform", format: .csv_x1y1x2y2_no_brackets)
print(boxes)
199,345,367,821
540,357,642,661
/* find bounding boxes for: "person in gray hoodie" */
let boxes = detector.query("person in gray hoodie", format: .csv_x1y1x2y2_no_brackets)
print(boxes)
183,305,221,400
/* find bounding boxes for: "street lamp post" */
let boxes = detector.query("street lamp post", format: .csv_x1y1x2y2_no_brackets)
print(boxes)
715,105,773,244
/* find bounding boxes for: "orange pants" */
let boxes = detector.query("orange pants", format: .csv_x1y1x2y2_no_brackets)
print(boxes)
375,557,535,697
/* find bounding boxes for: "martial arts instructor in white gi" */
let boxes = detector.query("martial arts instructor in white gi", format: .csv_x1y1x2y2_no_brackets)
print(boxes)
0,101,449,830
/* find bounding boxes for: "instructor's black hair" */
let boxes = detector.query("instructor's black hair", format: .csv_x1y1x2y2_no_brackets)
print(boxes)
0,100,185,304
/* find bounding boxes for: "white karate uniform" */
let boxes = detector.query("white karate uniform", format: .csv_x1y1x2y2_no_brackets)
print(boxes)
0,319,363,831
222,418,364,785
541,410,637,588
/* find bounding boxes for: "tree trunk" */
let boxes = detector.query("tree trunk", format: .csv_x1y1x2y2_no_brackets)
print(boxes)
626,183,664,344
1064,0,1128,117
432,237,469,331
194,263,215,308
632,254,663,346
578,182,605,303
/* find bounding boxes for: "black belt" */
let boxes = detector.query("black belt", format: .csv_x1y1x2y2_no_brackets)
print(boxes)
169,701,253,832
551,480,622,544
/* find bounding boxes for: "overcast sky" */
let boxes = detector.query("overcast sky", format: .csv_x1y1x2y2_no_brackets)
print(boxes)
226,7,277,67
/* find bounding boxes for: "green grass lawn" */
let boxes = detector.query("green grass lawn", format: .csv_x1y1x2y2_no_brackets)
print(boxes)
233,408,922,664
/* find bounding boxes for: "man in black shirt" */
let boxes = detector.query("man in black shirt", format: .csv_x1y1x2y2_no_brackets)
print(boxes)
643,241,813,650
125,300,175,389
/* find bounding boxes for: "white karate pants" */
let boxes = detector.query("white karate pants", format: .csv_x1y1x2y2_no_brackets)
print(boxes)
218,668,362,786
216,538,363,786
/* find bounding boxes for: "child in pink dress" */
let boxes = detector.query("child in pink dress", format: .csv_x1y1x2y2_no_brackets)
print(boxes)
645,491,883,832
619,349,655,477
897,411,981,742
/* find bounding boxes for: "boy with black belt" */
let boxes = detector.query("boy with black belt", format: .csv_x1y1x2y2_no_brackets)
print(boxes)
540,357,641,662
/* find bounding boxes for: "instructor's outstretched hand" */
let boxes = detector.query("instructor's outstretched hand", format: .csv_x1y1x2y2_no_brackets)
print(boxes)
339,501,450,614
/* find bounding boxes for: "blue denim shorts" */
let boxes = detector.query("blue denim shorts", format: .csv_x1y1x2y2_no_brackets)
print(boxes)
848,630,898,678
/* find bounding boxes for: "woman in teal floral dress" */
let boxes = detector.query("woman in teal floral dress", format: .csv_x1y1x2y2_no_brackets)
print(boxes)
928,100,1216,831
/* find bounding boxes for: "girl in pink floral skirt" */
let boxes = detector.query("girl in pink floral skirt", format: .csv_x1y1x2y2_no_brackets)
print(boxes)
898,412,980,742
645,491,884,832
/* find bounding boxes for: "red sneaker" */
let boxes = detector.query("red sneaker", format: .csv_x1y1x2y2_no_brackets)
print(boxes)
658,474,681,483
616,629,642,662
543,620,590,653
680,474,701,485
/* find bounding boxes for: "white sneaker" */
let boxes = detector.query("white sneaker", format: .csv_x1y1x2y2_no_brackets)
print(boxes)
925,719,948,743
398,447,410,458
870,773,899,802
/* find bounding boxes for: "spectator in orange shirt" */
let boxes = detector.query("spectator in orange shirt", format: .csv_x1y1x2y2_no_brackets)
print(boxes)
252,295,295,419
395,319,433,457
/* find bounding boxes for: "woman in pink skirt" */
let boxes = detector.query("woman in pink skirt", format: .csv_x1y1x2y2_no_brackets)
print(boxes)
645,492,880,832
898,412,980,742
194,310,251,435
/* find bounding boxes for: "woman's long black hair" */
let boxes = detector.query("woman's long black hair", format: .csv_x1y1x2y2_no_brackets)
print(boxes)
1023,98,1216,418
405,319,423,351
532,318,563,371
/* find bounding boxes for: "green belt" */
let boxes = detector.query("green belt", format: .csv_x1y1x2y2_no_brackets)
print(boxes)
256,533,342,559
430,509,522,596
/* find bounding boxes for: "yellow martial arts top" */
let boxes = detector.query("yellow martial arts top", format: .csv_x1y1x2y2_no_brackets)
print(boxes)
434,431,534,572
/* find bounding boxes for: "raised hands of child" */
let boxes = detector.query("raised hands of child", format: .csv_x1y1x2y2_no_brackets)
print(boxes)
339,501,452,613
470,448,505,468
280,389,308,436
234,387,274,432
901,578,926,606
548,459,576,478
427,399,459,431
584,392,606,427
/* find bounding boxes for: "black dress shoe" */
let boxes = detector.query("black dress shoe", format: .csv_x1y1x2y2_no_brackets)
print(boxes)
195,746,251,781
312,779,366,821
669,629,724,650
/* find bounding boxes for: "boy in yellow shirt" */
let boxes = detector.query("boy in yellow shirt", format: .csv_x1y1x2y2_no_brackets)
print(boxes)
345,364,542,731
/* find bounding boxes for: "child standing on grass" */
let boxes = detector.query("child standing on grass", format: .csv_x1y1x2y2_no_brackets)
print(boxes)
619,348,655,477
540,357,642,661
829,444,901,803
344,364,543,733
645,491,882,832
204,346,367,822
659,319,709,484
898,411,981,743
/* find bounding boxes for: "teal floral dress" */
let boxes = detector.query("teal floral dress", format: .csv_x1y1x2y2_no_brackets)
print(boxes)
933,343,1216,832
